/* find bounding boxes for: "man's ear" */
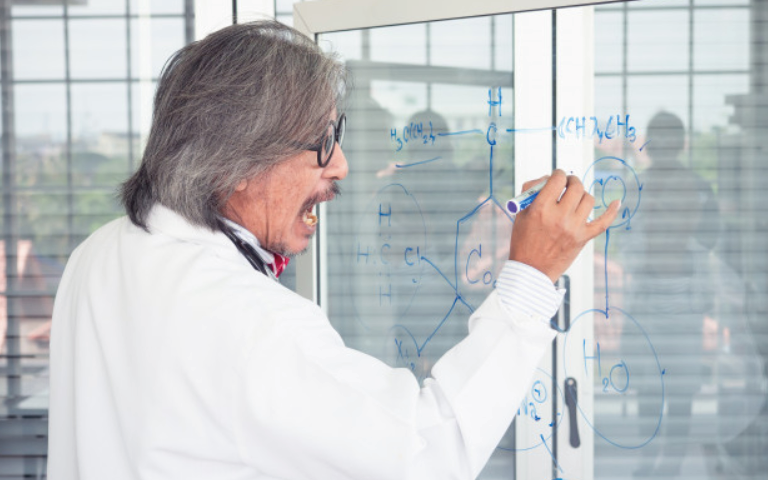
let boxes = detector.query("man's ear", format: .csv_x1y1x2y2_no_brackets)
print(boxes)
234,179,248,192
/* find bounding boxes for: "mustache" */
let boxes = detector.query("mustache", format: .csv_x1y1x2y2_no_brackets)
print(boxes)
303,182,341,210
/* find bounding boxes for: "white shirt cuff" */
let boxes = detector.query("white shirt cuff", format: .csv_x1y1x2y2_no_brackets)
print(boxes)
495,261,565,322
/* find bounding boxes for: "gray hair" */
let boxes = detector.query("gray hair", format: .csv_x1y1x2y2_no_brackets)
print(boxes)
121,20,347,230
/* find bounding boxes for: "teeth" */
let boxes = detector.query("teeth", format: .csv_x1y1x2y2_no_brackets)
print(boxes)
303,211,317,227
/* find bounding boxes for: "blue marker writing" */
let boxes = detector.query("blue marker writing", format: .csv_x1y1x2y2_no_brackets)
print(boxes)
506,180,547,214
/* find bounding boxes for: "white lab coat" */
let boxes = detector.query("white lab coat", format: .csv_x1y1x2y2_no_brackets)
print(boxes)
48,205,557,480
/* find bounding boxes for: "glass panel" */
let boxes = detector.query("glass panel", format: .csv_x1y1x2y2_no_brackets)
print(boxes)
69,18,128,79
629,0,690,8
12,19,66,80
627,9,689,72
322,14,516,479
68,0,127,16
430,17,492,70
594,10,624,74
130,17,186,79
275,13,293,26
130,80,156,165
493,15,513,72
694,8,749,71
12,4,62,16
696,0,749,5
130,0,185,15
692,74,748,133
70,83,129,164
587,1,768,478
275,0,297,15
370,24,427,65
15,84,68,187
319,30,362,62
1,3,194,476
626,75,689,134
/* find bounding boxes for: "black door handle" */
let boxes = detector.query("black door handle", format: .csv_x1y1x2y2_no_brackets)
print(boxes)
564,377,581,448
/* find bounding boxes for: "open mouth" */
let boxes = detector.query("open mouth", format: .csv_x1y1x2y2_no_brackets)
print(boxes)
302,209,318,227
301,183,340,228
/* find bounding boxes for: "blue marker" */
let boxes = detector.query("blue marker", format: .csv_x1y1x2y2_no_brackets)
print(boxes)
506,180,547,214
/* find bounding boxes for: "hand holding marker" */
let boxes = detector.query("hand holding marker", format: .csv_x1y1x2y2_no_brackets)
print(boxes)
506,171,584,214
506,170,620,283
506,179,549,214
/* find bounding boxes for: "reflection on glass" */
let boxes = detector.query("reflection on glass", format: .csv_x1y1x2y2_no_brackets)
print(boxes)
627,10,689,72
594,11,624,74
627,75,688,133
371,24,427,65
431,17,492,70
592,1,767,478
692,74,749,132
323,15,516,478
693,9,749,71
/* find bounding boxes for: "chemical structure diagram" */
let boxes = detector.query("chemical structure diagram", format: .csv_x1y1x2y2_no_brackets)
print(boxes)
347,86,665,476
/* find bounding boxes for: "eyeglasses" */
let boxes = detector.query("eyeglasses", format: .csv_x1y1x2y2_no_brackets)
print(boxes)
308,114,346,168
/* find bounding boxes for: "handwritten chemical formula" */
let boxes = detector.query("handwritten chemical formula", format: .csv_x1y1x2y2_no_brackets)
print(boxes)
344,87,665,478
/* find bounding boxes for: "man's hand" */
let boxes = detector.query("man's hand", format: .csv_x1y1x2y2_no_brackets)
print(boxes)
509,170,620,283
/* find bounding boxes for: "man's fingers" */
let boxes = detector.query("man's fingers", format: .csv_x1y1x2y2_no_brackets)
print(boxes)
558,174,585,211
535,169,568,205
574,191,596,221
521,175,549,193
586,200,621,237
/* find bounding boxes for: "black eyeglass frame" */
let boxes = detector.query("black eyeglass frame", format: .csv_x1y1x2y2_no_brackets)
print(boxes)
307,114,346,168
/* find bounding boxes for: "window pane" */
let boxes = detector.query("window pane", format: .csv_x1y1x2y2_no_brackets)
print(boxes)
589,3,768,479
69,0,126,16
275,0,296,15
692,74,748,133
694,8,749,71
629,0,690,8
13,19,66,80
12,4,62,16
322,15,516,477
493,15,513,72
627,9,689,72
130,17,186,80
130,80,156,165
431,17,492,70
627,75,689,133
319,30,362,62
371,24,427,65
595,10,624,74
69,18,128,79
15,84,68,188
130,0,185,15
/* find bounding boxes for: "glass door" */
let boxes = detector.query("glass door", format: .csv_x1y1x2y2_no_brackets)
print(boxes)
299,0,768,479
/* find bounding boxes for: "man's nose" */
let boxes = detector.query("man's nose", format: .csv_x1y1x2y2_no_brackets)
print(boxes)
324,146,349,180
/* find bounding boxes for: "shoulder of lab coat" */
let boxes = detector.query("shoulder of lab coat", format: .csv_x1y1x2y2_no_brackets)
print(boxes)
50,205,557,480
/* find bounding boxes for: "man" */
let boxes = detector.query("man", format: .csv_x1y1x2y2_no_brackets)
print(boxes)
48,20,618,480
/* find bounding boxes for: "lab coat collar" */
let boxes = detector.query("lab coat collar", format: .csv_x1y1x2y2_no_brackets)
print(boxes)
145,204,235,255
219,217,275,267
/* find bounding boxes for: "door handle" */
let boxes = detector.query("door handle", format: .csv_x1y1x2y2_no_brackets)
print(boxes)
564,377,581,448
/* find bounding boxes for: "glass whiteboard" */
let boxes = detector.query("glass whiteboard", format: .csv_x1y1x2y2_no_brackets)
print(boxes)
317,0,768,478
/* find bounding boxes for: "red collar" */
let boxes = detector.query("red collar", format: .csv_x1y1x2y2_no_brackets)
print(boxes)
270,253,290,278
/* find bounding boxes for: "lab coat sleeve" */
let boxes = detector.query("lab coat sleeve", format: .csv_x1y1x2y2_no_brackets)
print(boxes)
232,289,556,480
